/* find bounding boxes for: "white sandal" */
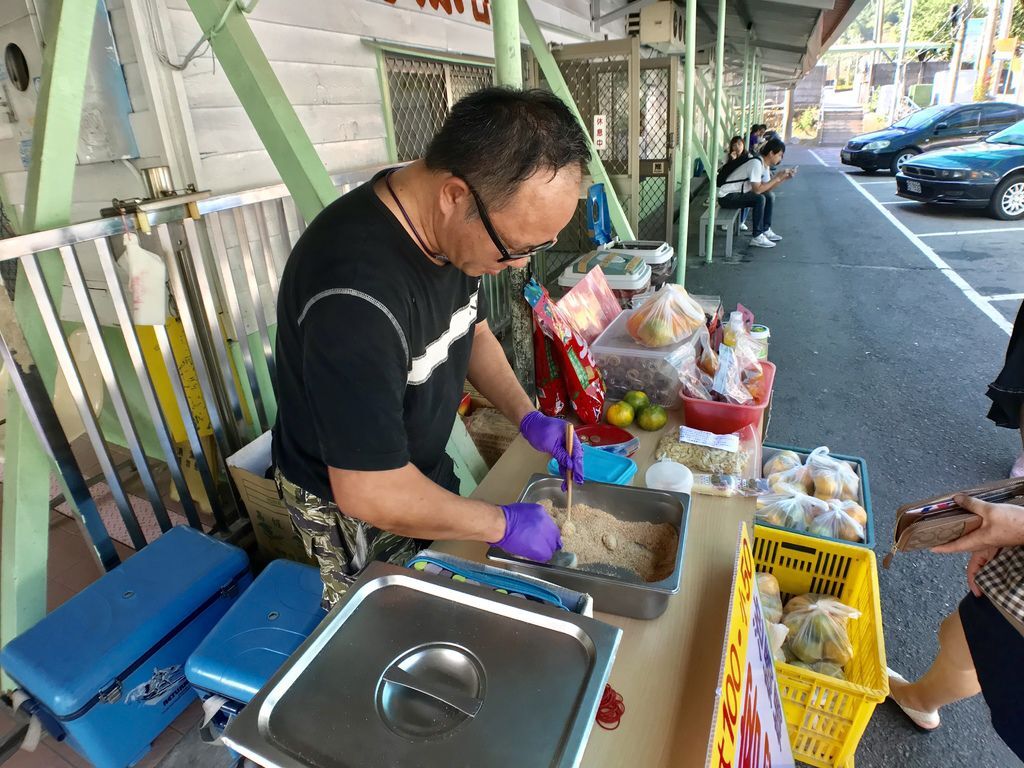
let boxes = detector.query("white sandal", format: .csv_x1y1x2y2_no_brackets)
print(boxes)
886,668,940,731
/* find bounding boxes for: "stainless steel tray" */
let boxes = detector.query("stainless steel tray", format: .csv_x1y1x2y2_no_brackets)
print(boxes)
222,562,622,768
487,475,690,620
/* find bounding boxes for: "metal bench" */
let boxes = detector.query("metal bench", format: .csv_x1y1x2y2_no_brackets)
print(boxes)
698,204,742,260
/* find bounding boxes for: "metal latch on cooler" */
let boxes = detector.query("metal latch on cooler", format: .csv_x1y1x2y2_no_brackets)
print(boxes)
98,680,122,704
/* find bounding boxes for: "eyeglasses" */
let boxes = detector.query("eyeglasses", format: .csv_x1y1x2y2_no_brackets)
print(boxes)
459,176,557,263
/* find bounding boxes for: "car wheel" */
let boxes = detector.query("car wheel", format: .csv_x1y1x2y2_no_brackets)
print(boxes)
890,149,918,175
989,175,1024,221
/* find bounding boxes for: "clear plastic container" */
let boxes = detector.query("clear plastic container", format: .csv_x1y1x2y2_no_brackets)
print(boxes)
591,309,701,406
558,251,652,309
750,324,770,360
598,241,676,287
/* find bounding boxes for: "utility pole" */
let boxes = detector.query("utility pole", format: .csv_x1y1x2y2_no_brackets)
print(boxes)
870,0,885,89
890,0,914,122
947,2,970,104
976,0,999,98
992,0,1015,94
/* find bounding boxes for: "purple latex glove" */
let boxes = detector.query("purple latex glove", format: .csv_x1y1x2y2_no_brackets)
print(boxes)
492,503,562,562
520,411,584,489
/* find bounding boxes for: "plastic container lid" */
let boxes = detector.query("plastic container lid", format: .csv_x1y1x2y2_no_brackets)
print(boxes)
599,240,675,266
546,443,637,485
645,459,693,494
558,252,652,291
591,309,701,362
750,324,770,340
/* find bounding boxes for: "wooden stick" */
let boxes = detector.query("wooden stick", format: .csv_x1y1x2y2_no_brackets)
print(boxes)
565,422,575,522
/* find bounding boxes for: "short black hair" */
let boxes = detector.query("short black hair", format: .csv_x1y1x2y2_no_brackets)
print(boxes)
424,87,591,209
760,137,786,156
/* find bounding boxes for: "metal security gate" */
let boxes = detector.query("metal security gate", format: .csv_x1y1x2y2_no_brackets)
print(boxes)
639,57,678,242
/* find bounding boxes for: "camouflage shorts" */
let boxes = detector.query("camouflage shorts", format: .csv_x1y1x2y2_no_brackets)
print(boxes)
275,470,426,610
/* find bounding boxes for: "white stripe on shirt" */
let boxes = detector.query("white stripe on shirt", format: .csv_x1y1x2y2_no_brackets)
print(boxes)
407,290,479,386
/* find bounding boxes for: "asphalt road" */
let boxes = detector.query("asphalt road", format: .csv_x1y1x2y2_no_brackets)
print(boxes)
684,144,1023,768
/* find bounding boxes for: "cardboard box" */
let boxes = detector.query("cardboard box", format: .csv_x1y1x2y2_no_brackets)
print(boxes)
227,432,314,566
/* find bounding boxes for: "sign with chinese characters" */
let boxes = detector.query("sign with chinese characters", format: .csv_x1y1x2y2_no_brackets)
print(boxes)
383,0,491,25
593,114,607,151
707,524,794,768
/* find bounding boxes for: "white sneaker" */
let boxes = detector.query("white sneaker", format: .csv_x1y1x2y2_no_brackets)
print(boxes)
738,222,749,232
750,233,776,248
764,228,782,241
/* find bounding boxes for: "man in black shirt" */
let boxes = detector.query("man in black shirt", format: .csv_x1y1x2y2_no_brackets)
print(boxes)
273,87,588,607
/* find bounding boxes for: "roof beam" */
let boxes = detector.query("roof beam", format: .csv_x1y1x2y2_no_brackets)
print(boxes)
752,39,807,54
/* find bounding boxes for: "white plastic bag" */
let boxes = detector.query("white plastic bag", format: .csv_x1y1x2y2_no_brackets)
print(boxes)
123,232,168,325
805,447,859,501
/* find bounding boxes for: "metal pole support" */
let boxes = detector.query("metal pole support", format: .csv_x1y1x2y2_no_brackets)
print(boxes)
705,0,726,264
675,0,697,285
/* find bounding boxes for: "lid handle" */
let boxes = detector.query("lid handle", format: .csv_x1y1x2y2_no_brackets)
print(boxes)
381,666,482,718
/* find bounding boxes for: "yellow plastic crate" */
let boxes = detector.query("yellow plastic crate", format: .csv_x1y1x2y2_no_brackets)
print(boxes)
753,525,888,768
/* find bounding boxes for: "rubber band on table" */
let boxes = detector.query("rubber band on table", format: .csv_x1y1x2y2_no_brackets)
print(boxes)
596,683,625,730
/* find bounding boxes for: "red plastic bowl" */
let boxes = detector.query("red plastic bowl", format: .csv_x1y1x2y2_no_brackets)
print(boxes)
681,361,776,435
575,424,640,457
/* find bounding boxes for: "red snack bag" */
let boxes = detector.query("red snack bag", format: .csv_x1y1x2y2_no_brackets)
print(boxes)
533,315,567,417
524,278,606,424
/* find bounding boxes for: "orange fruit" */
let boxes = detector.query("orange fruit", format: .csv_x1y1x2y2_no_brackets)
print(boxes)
606,401,635,427
636,405,668,431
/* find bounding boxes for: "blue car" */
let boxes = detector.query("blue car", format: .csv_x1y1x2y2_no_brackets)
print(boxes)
895,119,1024,220
841,102,1024,175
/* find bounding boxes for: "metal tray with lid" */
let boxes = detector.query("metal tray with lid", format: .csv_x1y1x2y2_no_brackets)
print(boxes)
222,561,621,768
487,475,690,619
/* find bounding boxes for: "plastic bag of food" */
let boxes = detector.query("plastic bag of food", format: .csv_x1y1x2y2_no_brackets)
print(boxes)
840,500,869,527
788,660,846,680
805,447,860,501
691,474,770,498
556,267,622,345
767,622,789,663
756,493,827,532
525,279,606,424
626,284,705,348
808,499,866,543
767,464,815,496
756,572,783,624
696,327,720,377
763,450,802,477
680,365,716,401
533,316,567,417
783,594,860,665
656,424,759,476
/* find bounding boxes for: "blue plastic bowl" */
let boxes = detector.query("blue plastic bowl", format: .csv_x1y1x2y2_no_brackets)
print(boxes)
547,443,638,486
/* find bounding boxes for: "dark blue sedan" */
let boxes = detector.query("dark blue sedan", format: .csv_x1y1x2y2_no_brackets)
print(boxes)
895,119,1024,220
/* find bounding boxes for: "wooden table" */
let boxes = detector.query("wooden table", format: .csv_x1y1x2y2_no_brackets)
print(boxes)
436,417,755,768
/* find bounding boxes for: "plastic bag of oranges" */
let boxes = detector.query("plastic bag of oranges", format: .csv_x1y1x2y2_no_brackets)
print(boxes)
805,447,860,502
626,284,705,348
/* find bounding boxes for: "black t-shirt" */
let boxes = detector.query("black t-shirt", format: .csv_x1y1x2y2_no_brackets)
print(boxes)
272,170,486,500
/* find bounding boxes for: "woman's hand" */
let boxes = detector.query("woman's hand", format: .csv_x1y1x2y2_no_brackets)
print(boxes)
931,494,1024,554
966,546,1002,597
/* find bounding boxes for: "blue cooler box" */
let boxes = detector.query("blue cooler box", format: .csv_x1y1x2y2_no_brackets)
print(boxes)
0,526,251,768
185,560,325,735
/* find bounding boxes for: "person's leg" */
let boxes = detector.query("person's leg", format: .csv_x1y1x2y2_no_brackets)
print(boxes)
889,608,980,713
1014,400,1024,477
750,193,766,236
762,191,775,232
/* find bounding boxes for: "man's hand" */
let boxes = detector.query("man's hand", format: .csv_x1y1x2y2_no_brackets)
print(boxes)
492,503,562,562
519,411,584,488
966,546,1001,597
931,494,1024,553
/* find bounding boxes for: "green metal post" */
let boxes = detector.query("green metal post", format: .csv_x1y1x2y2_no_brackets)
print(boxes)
186,0,337,223
376,47,399,163
741,38,751,142
491,0,533,397
675,0,697,285
519,0,634,240
2,0,98,686
705,0,726,264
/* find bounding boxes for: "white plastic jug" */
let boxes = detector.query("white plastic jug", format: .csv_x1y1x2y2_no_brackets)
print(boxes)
124,232,168,325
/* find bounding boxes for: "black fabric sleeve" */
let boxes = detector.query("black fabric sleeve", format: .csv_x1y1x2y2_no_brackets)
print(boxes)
475,280,488,324
300,294,410,472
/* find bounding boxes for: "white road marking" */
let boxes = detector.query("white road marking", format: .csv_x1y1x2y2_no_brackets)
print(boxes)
919,227,1024,238
843,173,1012,336
881,200,918,205
854,180,895,185
986,293,1024,302
808,150,830,167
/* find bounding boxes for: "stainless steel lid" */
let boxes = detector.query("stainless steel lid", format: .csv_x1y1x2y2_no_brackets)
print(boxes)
223,562,621,768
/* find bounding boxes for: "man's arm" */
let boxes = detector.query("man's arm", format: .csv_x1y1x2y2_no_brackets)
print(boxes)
751,166,794,194
467,320,535,425
329,463,506,542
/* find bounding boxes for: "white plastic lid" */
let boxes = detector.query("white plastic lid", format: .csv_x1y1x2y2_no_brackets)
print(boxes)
600,240,675,266
558,252,652,291
750,324,770,340
645,459,693,494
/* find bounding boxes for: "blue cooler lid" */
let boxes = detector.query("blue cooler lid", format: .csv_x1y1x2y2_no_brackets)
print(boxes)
547,443,637,485
0,526,249,718
186,560,325,704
